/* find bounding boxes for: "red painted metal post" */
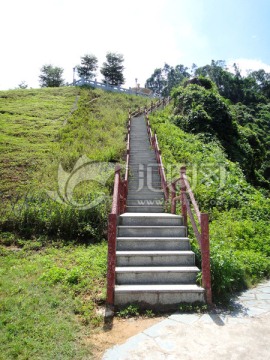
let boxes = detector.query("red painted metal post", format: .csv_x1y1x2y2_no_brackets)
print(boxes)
171,182,176,214
180,167,187,227
201,213,212,305
106,213,117,306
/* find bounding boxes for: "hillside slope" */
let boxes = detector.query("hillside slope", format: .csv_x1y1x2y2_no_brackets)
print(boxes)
149,105,270,301
0,87,150,241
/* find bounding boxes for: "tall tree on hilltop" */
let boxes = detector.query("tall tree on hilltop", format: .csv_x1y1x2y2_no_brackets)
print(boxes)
145,64,190,96
100,52,125,85
39,64,65,87
76,54,98,80
145,68,166,95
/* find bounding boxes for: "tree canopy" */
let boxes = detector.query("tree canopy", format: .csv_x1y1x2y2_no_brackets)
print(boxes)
76,54,98,80
100,52,125,86
39,64,65,88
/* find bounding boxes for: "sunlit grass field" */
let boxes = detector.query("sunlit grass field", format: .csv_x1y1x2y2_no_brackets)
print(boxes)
0,86,150,359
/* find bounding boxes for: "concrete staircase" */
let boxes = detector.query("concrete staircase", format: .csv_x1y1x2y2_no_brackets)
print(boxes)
114,115,205,309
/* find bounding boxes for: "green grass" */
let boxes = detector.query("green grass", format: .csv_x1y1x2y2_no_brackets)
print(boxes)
0,87,151,358
149,106,270,302
0,243,107,359
0,87,150,240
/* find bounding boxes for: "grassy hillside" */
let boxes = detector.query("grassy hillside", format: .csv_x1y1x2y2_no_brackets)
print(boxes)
0,87,150,241
149,105,270,302
0,87,150,359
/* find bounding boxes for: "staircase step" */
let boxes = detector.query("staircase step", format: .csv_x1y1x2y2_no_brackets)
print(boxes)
118,226,186,237
114,284,205,308
116,237,190,251
116,250,194,266
126,199,164,206
127,194,164,199
128,188,164,194
126,206,164,213
119,213,183,226
115,266,199,284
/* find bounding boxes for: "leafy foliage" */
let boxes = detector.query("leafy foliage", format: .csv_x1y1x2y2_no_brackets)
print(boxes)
171,77,269,187
76,54,98,80
100,52,125,85
149,106,270,301
39,64,65,87
145,63,190,96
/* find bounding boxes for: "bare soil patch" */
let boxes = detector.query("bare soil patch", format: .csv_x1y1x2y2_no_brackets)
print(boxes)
89,316,165,359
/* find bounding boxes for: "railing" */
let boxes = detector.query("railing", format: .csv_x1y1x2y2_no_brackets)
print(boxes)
106,99,166,307
106,165,127,306
171,167,212,304
145,104,212,305
70,78,155,97
145,97,171,202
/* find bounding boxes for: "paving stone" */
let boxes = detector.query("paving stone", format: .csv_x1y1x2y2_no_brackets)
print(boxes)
256,293,270,300
197,314,215,324
168,313,200,324
143,319,180,338
154,336,177,352
256,287,270,294
237,293,256,300
245,307,266,317
102,333,152,360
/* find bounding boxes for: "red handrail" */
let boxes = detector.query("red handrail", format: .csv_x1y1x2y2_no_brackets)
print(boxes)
106,165,121,306
171,167,212,305
145,104,212,305
145,98,171,202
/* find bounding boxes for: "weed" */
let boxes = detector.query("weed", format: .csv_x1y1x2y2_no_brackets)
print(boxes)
178,302,208,313
116,304,140,318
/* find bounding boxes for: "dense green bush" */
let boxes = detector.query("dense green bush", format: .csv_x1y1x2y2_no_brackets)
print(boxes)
149,106,270,301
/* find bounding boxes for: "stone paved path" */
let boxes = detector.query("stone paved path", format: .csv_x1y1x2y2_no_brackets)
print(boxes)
103,280,270,359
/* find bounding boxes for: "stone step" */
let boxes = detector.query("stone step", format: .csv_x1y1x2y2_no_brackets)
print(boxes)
116,237,190,251
118,225,186,237
128,179,161,185
126,199,164,206
114,284,205,308
126,194,164,200
119,213,183,226
128,184,162,191
129,168,160,173
126,205,164,213
115,266,199,284
127,190,164,197
129,156,156,160
116,250,195,266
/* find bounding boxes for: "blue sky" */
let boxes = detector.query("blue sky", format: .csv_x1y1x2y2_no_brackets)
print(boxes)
1,0,270,90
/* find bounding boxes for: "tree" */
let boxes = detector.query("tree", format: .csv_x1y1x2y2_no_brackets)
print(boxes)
145,68,165,95
39,64,65,87
100,52,125,85
18,81,28,89
145,64,190,96
76,54,98,80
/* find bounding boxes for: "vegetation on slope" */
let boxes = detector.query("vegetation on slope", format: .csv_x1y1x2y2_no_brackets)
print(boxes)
0,87,150,358
149,95,270,302
0,86,150,242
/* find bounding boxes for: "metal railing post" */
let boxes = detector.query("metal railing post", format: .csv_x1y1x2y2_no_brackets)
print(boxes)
106,213,117,306
180,166,187,227
201,213,212,305
171,182,176,214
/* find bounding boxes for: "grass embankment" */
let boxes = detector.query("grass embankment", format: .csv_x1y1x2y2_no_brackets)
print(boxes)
0,87,150,358
149,106,270,302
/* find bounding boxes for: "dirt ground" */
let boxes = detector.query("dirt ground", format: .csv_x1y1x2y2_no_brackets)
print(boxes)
89,316,165,359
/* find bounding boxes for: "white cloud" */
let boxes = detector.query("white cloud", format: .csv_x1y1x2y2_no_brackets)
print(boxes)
228,58,270,76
